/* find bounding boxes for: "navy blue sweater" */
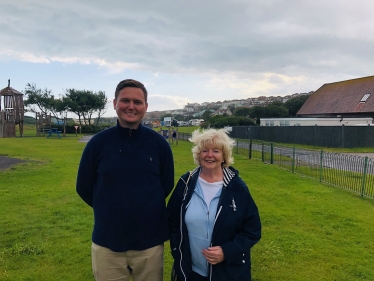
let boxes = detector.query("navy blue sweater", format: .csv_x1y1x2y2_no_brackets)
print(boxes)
76,122,174,252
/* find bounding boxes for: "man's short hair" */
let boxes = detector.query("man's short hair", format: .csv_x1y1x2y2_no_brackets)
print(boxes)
115,79,148,102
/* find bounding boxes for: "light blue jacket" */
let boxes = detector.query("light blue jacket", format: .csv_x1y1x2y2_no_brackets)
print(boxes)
168,166,262,281
185,179,222,276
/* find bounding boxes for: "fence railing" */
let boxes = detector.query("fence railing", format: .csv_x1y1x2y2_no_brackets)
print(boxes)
231,125,374,148
177,133,374,199
178,132,192,141
235,139,374,199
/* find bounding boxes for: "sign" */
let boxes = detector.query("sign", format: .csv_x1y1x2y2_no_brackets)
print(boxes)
74,125,79,137
164,117,172,127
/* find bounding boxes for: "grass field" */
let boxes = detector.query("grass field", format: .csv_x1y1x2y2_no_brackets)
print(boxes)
1,133,374,280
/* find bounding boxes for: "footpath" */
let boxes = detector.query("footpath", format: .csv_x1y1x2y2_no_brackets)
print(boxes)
78,135,94,143
342,153,374,159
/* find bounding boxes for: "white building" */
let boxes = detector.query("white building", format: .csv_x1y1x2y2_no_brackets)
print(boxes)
189,119,204,126
260,117,373,127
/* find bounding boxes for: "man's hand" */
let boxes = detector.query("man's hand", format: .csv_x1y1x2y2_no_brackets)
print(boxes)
202,246,225,265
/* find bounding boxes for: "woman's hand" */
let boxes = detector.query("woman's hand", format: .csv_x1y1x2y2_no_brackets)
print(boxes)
202,246,225,264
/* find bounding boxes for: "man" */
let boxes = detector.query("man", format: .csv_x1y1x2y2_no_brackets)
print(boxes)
76,79,174,281
172,130,177,141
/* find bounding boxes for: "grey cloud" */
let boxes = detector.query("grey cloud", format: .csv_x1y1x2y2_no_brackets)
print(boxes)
1,0,374,98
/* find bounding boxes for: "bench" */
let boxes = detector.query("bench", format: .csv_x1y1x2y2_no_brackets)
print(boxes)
46,128,62,138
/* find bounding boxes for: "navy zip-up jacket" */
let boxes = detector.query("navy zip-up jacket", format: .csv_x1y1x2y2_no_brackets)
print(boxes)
167,166,261,281
76,122,174,252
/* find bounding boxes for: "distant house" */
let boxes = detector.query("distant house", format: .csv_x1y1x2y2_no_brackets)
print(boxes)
297,75,374,118
212,109,232,116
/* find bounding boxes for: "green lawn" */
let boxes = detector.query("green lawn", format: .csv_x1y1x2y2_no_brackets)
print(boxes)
0,135,374,280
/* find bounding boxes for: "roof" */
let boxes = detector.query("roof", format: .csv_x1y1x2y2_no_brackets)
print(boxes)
0,86,23,96
297,75,374,116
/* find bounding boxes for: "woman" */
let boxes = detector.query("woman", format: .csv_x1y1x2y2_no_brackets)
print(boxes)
167,129,261,281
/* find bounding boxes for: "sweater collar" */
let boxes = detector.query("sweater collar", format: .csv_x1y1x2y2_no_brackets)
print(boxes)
116,120,144,137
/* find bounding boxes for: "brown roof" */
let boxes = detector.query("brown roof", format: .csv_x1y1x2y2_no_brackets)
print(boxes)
297,75,374,116
0,86,23,96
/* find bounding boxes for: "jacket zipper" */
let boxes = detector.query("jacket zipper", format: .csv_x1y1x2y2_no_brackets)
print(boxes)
179,174,191,281
179,201,187,281
209,185,226,280
209,205,222,281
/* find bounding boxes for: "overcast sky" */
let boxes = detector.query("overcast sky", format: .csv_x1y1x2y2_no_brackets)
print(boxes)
1,0,374,117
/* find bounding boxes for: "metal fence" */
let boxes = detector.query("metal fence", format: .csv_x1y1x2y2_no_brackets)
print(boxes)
234,139,374,199
178,132,192,141
177,132,374,199
231,125,374,148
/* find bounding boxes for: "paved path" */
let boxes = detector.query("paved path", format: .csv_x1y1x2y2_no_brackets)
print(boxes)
241,142,374,174
245,142,374,160
342,153,374,159
0,156,25,170
78,135,94,143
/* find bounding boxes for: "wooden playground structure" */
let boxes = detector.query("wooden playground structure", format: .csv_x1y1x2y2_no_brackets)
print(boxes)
35,112,67,137
0,80,24,138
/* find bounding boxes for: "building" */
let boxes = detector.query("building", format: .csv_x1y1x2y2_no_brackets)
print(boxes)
297,75,374,118
260,117,373,127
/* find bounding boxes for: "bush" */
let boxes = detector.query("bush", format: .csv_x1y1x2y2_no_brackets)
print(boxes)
208,116,256,128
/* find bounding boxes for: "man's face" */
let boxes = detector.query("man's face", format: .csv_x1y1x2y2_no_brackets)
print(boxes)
113,87,148,129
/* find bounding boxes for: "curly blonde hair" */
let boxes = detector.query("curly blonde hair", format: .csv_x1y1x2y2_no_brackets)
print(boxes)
189,129,235,168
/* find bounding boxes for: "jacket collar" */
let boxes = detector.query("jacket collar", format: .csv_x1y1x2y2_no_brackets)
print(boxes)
189,166,236,188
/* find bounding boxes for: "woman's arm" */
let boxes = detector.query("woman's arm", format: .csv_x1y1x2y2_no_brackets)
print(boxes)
219,183,261,264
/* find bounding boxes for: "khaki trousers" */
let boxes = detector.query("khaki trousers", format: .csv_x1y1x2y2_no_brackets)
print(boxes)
91,243,164,281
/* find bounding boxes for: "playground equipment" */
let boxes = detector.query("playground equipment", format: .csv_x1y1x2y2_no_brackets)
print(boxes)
0,80,24,138
35,112,52,136
35,112,67,137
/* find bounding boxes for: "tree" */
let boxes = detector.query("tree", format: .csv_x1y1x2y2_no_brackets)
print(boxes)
248,106,265,124
173,114,185,121
94,91,108,125
64,89,85,125
233,107,251,117
201,110,213,123
24,83,107,125
264,104,289,118
23,83,55,115
23,83,71,123
268,100,284,107
64,89,107,126
228,105,236,114
284,94,311,116
209,115,255,128
52,98,70,122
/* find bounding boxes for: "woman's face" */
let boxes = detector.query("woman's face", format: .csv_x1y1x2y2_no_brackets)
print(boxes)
199,145,224,172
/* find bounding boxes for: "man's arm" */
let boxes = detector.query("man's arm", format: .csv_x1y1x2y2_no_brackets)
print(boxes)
76,141,97,207
160,141,175,198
